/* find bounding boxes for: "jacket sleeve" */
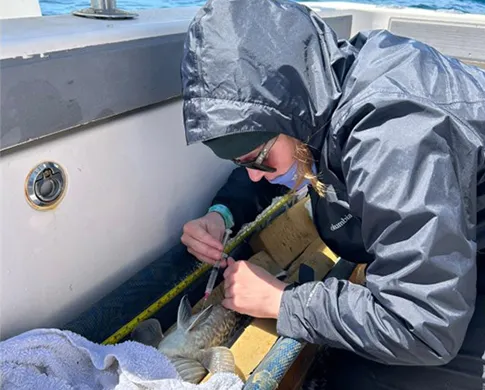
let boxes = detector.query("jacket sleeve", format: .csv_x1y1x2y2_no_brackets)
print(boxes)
276,101,478,365
211,167,287,232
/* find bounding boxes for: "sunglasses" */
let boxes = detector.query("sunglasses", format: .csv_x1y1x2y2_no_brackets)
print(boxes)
232,136,278,172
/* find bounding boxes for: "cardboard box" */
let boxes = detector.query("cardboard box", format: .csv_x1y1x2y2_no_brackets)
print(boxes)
286,237,339,283
249,198,319,268
349,263,367,285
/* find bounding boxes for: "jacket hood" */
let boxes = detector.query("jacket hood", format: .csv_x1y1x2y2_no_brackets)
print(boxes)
181,0,357,153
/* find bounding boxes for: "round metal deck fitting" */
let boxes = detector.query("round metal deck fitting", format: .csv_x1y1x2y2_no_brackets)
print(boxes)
25,162,67,210
73,0,137,19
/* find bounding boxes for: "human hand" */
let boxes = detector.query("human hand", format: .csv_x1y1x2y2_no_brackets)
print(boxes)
222,258,288,318
181,212,227,266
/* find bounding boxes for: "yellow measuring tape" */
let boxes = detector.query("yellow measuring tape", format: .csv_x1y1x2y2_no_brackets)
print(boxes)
102,193,296,345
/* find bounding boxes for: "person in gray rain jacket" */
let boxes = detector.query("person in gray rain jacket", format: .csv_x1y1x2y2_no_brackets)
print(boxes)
179,0,485,388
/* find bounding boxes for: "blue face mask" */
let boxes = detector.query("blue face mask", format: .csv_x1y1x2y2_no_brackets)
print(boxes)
269,162,317,190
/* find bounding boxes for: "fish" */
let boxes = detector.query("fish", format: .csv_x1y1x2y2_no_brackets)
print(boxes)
131,295,241,384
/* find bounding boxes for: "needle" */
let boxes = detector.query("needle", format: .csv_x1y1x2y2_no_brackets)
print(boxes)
201,229,232,309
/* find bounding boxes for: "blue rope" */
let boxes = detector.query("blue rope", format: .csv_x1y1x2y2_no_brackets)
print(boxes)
244,337,305,390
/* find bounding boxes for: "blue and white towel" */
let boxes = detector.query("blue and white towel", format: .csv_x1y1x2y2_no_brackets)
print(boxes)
0,328,243,390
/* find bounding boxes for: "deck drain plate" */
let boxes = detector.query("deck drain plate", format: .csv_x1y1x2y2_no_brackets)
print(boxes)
25,162,67,210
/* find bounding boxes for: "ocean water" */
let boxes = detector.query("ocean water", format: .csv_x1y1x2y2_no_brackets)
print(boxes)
40,0,485,16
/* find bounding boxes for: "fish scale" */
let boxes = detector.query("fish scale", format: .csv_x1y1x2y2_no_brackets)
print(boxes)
132,295,241,383
163,305,239,358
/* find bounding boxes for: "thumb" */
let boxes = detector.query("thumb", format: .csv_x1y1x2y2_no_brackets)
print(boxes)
227,257,236,267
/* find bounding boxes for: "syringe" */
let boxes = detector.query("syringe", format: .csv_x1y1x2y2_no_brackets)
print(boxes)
203,228,232,303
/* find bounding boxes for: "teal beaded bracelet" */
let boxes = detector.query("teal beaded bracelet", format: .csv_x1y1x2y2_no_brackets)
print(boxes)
208,204,235,229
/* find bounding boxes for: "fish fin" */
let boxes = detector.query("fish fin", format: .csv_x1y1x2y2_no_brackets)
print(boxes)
171,357,208,384
130,318,163,348
199,346,235,374
177,295,193,331
186,304,214,332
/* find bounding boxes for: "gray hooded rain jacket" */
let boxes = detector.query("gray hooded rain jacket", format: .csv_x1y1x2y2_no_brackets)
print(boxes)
181,0,485,386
